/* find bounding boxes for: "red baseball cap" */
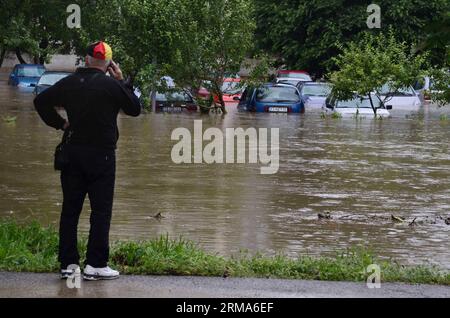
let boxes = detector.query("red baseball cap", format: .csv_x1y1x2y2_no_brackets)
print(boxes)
86,41,113,60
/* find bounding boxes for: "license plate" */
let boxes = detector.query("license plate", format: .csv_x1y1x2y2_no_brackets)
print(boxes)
162,106,182,112
268,107,288,113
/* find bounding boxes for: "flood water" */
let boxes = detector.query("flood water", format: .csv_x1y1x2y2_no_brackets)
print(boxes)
0,71,449,268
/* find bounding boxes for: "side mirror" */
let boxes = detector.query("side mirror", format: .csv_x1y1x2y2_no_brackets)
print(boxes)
233,96,240,101
386,105,393,110
326,103,333,109
30,83,36,87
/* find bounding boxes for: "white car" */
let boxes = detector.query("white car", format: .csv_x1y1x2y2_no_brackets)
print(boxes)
324,95,391,118
276,70,312,86
297,82,332,108
379,84,422,111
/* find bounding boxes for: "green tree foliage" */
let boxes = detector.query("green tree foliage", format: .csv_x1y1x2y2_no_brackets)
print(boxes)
330,32,427,114
429,68,450,107
70,0,255,114
254,0,449,77
164,0,255,114
417,11,450,67
0,0,74,66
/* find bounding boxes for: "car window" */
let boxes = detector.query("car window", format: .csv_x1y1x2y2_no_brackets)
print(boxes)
380,84,415,96
256,86,300,102
336,97,379,108
17,66,45,77
221,81,241,94
240,89,248,102
38,73,69,86
301,84,331,97
413,78,425,90
241,88,254,103
156,91,192,102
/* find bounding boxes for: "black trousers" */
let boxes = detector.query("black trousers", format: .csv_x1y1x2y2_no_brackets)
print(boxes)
59,145,116,268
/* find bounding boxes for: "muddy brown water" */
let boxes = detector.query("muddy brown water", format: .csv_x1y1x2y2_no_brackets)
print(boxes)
0,71,449,268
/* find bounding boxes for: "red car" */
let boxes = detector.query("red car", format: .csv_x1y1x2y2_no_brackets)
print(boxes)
197,78,243,104
214,78,242,103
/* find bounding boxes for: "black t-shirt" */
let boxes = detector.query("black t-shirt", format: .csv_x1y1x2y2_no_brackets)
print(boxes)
34,67,141,149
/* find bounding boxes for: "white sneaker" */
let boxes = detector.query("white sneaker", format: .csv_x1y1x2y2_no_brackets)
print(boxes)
61,264,80,279
83,265,120,281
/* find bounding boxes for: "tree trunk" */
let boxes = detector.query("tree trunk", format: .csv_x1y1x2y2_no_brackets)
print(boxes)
218,92,227,114
0,48,6,68
15,48,27,64
38,38,49,65
213,80,227,114
151,57,157,112
368,94,377,115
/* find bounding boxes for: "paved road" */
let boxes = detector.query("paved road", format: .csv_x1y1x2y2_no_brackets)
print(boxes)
0,272,448,298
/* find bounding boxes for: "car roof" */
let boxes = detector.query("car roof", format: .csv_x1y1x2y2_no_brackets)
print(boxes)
15,64,46,68
263,83,298,88
277,70,309,74
41,71,72,75
302,81,330,85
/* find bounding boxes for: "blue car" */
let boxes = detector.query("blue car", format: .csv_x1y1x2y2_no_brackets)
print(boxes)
237,83,304,113
33,71,72,95
297,82,332,109
8,64,46,88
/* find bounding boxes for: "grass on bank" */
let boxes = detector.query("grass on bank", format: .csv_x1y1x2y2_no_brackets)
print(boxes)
0,220,448,285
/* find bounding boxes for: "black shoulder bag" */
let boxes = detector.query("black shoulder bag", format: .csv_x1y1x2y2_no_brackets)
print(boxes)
54,129,73,171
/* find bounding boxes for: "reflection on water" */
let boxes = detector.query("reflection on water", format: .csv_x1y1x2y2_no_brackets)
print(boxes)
0,71,449,268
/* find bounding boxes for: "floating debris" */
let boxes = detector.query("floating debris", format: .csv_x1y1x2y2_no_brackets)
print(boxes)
2,116,17,123
445,218,450,225
318,212,332,220
391,215,405,223
408,217,417,227
153,212,164,220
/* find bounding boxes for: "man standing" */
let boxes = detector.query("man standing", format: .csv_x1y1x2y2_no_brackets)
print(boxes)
34,42,141,280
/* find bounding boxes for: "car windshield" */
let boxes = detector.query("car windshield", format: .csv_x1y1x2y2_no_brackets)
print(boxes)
301,84,331,97
221,81,240,94
256,86,300,102
336,97,380,108
156,91,192,102
278,73,311,80
38,73,69,86
380,84,415,96
17,66,45,77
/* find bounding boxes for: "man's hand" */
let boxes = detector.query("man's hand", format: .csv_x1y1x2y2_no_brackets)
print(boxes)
108,61,124,81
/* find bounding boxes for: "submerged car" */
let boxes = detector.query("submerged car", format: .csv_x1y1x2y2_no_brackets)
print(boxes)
324,95,391,118
276,70,312,86
155,91,198,113
237,83,304,113
199,78,243,104
33,71,72,95
297,82,332,109
215,77,242,103
8,64,46,88
379,84,422,111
